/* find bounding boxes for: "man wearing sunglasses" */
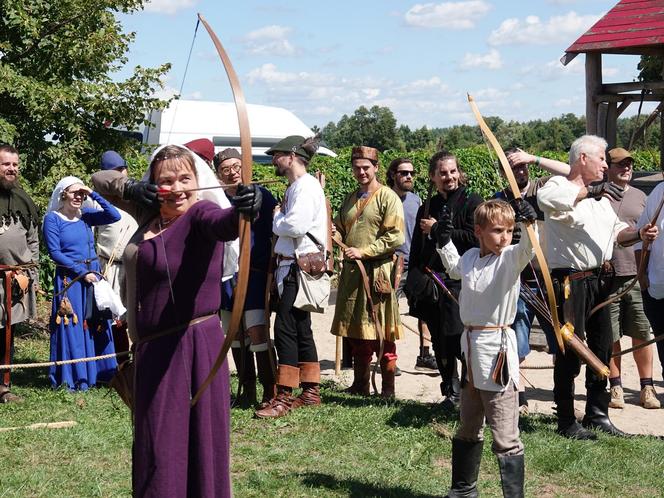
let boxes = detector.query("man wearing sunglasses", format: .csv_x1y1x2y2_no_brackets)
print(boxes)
387,158,437,372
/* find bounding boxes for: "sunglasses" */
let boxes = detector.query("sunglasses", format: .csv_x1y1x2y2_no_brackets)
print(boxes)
397,170,415,178
65,190,88,200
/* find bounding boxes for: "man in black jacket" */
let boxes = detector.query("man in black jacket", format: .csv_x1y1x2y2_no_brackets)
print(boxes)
408,151,482,407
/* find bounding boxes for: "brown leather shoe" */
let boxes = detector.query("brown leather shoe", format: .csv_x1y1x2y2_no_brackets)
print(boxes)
344,356,371,396
292,384,321,409
254,391,296,419
0,390,23,404
380,357,396,398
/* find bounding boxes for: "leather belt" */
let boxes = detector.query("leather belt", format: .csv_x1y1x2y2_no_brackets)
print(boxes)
276,255,295,263
560,268,600,282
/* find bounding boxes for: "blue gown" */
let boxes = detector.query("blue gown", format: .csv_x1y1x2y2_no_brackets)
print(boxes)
43,191,121,390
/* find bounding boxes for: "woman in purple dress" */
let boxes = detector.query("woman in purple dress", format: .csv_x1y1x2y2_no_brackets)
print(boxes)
92,145,261,498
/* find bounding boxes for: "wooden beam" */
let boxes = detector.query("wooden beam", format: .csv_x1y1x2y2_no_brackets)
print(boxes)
606,102,617,148
586,53,602,135
594,93,664,103
602,81,664,94
616,100,632,117
597,102,608,139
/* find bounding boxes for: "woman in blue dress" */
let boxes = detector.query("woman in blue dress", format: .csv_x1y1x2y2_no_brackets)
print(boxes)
43,176,121,390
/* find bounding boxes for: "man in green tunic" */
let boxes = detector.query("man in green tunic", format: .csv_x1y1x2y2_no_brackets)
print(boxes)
331,146,405,397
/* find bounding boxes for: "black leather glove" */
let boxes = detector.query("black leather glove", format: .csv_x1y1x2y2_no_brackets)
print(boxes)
432,209,454,247
123,179,160,210
511,198,537,224
229,184,262,219
586,181,624,202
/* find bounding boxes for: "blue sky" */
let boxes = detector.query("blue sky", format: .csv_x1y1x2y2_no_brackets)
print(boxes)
117,0,654,130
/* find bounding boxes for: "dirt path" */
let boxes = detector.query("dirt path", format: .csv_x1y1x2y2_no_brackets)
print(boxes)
233,297,664,436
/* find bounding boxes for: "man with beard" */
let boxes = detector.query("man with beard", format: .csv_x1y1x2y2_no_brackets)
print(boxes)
255,135,327,418
409,151,482,407
535,135,657,439
0,145,39,402
604,148,660,410
331,146,405,397
387,157,436,371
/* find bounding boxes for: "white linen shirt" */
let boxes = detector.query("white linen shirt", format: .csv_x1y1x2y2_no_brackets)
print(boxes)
537,175,627,270
273,173,327,293
436,226,535,392
636,182,664,299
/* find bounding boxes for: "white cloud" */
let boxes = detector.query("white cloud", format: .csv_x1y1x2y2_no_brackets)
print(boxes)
144,0,197,14
404,1,491,29
488,11,601,46
460,48,503,70
242,25,297,56
603,67,619,77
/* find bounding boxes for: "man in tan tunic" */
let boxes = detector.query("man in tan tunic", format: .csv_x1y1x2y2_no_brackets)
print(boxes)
331,146,405,397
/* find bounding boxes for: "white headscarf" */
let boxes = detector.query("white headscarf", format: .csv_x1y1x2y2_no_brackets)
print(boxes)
147,144,239,279
46,176,97,215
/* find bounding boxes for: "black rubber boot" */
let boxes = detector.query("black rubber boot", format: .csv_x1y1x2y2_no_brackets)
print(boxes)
556,399,596,440
446,438,483,498
497,454,524,498
582,389,629,437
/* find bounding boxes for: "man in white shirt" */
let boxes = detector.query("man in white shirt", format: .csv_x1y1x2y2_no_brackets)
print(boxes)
537,135,658,440
255,135,328,419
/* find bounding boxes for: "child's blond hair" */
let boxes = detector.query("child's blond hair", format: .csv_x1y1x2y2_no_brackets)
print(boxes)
474,199,515,228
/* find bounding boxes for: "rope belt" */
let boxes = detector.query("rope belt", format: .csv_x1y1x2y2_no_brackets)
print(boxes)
466,325,508,332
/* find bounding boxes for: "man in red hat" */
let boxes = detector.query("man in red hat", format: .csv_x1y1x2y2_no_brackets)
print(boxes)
184,138,215,167
331,145,405,397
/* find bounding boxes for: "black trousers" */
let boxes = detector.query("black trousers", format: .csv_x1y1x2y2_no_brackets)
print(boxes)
551,270,612,403
423,279,463,386
641,290,664,377
273,265,318,367
0,326,14,387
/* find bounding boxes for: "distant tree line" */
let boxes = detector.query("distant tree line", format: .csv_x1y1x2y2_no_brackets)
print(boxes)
320,105,661,153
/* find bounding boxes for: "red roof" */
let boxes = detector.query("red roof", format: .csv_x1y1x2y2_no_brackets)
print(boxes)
565,0,664,57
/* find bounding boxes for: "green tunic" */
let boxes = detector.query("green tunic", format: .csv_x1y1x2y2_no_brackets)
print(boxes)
331,186,405,341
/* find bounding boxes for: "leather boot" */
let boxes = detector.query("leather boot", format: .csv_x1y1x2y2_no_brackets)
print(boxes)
0,384,22,404
255,348,277,407
345,356,371,396
582,389,629,437
292,362,321,409
231,345,257,407
446,438,483,498
556,399,596,440
254,364,299,419
380,357,396,398
497,454,524,498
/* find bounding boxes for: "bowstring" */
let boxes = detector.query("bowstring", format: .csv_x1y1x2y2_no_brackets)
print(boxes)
166,19,200,143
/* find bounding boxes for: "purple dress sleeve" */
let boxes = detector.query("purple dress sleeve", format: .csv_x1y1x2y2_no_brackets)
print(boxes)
191,200,239,242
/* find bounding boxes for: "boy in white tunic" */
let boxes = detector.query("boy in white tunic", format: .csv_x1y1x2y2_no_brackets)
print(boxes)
435,199,537,498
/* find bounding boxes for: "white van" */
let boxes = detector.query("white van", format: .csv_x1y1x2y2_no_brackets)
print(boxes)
143,99,336,162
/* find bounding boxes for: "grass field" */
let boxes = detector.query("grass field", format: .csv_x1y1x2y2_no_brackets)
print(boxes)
1,328,663,497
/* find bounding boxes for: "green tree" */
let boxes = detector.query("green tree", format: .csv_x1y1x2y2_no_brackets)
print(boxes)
0,0,170,207
324,105,399,151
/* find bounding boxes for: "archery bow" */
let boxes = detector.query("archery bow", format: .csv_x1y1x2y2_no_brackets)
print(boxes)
467,94,566,353
467,94,611,378
192,14,252,406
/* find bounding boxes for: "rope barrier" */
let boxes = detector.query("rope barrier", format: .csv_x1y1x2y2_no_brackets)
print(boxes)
0,350,131,370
